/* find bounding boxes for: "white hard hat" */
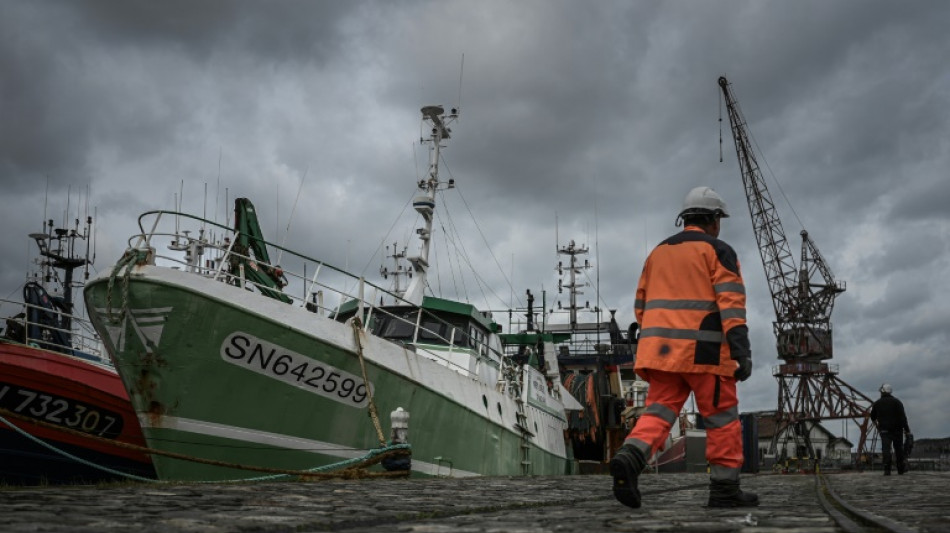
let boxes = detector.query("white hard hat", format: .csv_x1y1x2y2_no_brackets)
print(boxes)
880,383,892,394
679,186,730,219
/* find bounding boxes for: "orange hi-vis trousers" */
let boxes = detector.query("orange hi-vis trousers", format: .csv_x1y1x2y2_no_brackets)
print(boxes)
623,369,744,481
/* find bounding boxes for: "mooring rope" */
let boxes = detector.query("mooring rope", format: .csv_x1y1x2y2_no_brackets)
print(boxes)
75,248,405,483
351,316,387,447
0,409,157,483
105,248,148,324
0,408,409,484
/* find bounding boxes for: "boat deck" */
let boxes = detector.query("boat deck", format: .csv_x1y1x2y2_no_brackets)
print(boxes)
1,470,945,532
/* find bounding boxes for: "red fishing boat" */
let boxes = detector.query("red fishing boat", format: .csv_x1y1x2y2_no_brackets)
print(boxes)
0,214,155,485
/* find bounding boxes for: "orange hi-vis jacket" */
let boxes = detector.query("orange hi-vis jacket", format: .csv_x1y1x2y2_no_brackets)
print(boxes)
634,226,750,377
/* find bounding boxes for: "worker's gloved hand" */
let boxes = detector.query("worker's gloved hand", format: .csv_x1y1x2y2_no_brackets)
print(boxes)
734,357,752,381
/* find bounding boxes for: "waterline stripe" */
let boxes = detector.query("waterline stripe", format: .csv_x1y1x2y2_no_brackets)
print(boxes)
139,414,479,477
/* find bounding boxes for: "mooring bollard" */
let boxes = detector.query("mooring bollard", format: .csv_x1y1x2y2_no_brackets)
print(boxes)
382,407,411,472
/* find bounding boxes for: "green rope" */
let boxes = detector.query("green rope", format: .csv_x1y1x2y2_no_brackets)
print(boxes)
60,249,412,484
0,412,156,483
231,443,412,483
0,413,410,485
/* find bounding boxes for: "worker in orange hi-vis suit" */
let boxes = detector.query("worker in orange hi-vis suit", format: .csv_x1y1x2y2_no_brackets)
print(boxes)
610,186,758,509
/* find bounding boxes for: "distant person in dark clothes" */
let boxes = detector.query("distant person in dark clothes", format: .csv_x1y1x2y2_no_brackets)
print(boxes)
870,383,911,475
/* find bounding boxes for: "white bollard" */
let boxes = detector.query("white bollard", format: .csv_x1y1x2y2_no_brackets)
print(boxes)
383,407,411,472
390,407,410,444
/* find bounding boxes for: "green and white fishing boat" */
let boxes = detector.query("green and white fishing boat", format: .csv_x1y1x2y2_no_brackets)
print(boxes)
83,105,583,481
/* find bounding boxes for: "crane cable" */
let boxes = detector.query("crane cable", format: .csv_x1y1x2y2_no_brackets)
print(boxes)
718,79,806,232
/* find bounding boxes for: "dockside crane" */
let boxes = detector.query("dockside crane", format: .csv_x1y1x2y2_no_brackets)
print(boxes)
718,76,877,469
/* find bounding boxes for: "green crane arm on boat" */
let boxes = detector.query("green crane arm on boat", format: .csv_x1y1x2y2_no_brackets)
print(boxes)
232,198,292,304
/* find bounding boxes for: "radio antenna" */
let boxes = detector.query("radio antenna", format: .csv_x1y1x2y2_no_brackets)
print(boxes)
456,53,465,116
215,147,222,225
277,167,307,264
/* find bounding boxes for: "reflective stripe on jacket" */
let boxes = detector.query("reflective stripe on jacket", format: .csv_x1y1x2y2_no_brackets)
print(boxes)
634,226,750,376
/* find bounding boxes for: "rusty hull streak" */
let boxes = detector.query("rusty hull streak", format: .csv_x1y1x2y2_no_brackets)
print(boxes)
134,349,169,428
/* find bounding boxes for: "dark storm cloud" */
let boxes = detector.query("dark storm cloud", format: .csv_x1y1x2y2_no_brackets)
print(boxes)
856,219,946,281
889,173,950,221
69,0,354,63
0,0,358,192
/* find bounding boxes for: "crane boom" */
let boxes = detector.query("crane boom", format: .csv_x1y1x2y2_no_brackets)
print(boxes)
718,76,844,363
718,77,798,322
718,77,873,467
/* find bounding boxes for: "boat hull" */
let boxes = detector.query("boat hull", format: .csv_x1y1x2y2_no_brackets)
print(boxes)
0,342,156,485
84,266,573,481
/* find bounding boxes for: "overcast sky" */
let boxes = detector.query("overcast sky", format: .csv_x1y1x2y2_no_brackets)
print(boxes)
2,1,948,442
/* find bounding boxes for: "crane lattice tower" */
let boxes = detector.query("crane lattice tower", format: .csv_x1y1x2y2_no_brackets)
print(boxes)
719,76,878,468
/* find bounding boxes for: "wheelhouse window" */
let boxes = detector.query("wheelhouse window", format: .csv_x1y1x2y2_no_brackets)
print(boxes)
370,307,489,353
417,319,447,342
373,315,415,340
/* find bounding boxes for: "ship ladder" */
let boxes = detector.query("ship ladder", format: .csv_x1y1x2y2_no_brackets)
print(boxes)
514,396,533,475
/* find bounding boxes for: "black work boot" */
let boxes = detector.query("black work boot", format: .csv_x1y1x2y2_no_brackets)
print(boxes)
610,445,646,509
884,465,891,476
708,480,760,508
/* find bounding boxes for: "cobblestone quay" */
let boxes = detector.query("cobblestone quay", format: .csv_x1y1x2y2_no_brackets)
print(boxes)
2,471,947,532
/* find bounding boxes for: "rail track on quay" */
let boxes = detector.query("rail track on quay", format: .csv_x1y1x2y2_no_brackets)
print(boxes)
814,471,945,533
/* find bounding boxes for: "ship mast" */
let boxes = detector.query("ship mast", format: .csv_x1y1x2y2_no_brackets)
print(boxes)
30,215,94,329
556,240,592,331
402,105,458,305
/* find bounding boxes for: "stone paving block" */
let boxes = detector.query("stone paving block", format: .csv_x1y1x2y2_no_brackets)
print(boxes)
1,471,947,532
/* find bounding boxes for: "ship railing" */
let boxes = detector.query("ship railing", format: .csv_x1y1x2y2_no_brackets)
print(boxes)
555,339,635,361
0,296,109,366
127,210,504,378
